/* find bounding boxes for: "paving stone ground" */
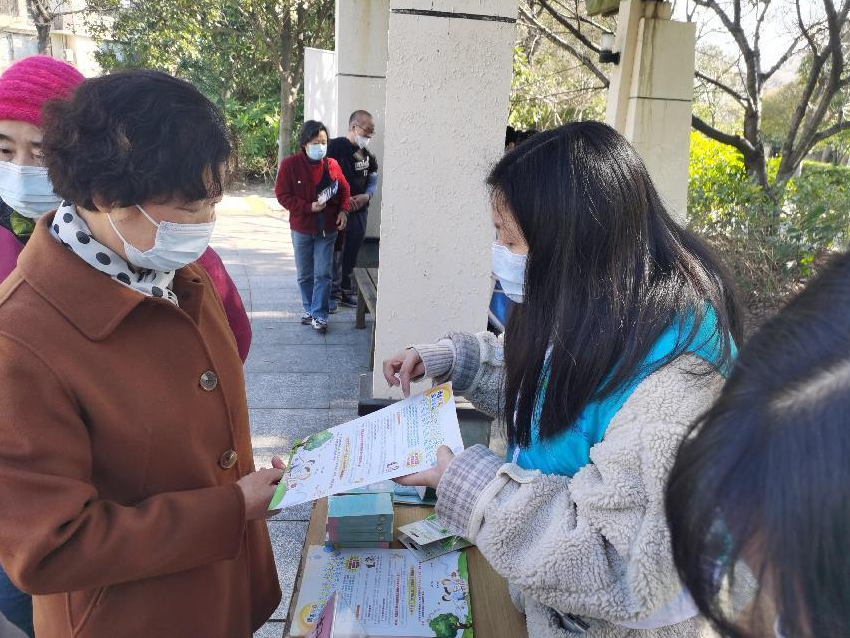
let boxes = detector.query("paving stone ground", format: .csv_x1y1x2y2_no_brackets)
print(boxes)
211,194,372,638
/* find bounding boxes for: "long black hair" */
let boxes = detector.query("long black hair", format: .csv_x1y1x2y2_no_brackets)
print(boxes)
488,121,742,448
666,250,850,638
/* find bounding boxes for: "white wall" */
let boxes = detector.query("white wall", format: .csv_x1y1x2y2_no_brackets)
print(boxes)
372,1,518,398
304,46,339,135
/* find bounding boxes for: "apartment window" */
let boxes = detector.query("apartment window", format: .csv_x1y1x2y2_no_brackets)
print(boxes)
11,34,37,59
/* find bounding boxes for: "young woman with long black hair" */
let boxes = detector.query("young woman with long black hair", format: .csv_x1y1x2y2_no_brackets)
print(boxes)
383,121,742,638
666,251,850,638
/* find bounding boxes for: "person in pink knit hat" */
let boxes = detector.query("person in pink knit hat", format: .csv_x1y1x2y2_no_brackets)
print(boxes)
0,56,83,284
0,56,252,361
0,55,83,638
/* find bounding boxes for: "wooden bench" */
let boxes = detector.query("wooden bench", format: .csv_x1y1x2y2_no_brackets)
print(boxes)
354,267,378,369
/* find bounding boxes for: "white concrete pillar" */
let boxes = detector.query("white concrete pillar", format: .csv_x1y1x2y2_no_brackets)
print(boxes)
334,0,390,238
605,1,696,222
304,47,339,133
372,1,518,399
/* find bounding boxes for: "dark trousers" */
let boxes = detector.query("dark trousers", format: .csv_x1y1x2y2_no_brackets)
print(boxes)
340,208,368,293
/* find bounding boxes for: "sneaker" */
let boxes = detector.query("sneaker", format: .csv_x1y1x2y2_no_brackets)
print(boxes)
329,298,338,314
311,317,328,333
301,312,312,325
339,291,357,308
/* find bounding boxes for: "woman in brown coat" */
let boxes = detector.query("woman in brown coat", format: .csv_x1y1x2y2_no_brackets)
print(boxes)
0,70,283,637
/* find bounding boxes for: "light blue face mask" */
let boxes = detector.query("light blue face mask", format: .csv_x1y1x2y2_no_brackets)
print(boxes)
305,143,327,161
491,242,527,303
0,161,63,219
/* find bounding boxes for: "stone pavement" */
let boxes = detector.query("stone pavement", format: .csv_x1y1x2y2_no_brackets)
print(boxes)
210,194,373,638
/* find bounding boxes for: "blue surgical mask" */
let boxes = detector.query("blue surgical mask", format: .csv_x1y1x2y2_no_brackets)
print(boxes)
306,144,327,161
108,204,215,272
491,242,527,303
0,161,63,219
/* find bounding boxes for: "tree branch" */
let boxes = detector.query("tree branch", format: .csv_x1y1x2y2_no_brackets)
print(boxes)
753,0,771,54
789,0,849,161
779,0,850,173
536,0,601,54
693,0,760,105
761,34,804,82
695,70,748,105
518,4,609,87
691,113,754,155
810,120,850,148
795,0,818,53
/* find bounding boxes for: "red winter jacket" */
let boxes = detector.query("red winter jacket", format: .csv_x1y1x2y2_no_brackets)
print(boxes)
274,151,350,235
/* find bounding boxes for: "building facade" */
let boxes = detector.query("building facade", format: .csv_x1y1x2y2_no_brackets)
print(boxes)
0,0,100,76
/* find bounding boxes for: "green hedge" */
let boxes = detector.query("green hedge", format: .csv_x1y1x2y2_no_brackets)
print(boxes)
688,132,850,319
223,97,280,183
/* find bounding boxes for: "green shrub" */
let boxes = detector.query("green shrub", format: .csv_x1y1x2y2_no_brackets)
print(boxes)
785,161,850,268
688,132,850,327
223,97,280,183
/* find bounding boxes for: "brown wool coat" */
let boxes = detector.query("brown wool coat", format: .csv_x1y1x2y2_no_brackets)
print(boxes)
0,216,280,638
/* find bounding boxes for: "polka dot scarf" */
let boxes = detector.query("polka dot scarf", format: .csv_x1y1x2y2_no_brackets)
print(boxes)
51,203,179,305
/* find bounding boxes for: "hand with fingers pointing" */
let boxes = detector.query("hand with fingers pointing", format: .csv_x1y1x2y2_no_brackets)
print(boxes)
382,348,426,397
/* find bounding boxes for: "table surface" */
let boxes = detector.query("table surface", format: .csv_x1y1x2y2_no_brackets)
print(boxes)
281,498,529,638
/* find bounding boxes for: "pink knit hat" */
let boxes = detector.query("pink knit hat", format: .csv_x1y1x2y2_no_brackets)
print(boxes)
0,56,85,126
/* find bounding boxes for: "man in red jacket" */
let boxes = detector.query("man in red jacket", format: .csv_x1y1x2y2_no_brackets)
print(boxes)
275,120,350,333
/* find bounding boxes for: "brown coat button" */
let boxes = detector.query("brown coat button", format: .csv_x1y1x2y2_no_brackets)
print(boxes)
200,370,218,391
219,449,238,469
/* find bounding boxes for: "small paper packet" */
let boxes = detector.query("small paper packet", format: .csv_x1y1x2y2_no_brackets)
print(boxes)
397,514,473,562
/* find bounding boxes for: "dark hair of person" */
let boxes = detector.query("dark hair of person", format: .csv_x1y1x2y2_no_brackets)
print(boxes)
42,70,231,210
505,126,517,149
349,110,372,126
666,250,850,638
488,121,742,449
299,120,328,148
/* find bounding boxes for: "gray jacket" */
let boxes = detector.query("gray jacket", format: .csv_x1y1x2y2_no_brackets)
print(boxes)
413,331,723,638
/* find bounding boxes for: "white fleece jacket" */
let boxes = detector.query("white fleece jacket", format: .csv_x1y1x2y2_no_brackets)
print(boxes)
413,331,723,638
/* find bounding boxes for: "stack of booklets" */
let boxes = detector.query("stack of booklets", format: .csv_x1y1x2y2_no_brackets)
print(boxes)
343,480,437,506
325,493,394,548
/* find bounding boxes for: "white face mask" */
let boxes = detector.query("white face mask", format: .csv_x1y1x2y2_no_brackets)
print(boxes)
0,161,63,219
108,204,215,272
355,135,371,149
492,242,527,303
306,143,327,161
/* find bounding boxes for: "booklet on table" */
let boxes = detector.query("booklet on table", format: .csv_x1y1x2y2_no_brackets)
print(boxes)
291,546,473,638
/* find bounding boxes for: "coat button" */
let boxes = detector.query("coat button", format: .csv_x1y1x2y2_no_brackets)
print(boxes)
200,370,218,391
219,449,238,469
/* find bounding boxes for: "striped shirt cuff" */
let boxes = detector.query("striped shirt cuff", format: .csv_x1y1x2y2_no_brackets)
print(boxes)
411,339,456,381
436,445,502,538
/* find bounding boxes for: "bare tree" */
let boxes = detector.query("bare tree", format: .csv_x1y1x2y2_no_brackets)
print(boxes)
521,0,850,203
518,0,610,88
690,0,850,199
25,0,92,54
